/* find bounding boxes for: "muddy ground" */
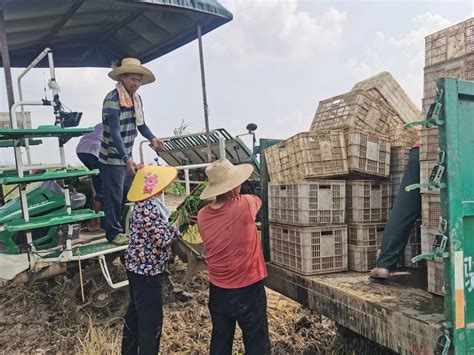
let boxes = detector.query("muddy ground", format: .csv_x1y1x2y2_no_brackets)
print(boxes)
0,259,395,354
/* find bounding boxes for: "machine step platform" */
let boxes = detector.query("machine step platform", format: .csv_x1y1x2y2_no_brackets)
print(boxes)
0,169,98,185
0,138,42,148
44,241,127,258
2,209,104,232
0,125,93,139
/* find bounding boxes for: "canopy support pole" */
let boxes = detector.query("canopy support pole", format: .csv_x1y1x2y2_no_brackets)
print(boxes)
0,10,14,207
197,25,211,163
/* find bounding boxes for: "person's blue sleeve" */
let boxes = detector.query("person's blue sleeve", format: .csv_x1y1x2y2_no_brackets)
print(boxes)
137,123,155,141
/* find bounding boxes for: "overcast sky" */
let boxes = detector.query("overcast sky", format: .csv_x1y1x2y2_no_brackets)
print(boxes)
0,0,473,166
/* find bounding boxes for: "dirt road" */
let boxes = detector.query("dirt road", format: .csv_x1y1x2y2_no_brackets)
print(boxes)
0,261,336,354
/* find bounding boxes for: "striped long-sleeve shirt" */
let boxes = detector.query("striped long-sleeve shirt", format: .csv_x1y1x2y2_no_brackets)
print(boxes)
99,89,155,165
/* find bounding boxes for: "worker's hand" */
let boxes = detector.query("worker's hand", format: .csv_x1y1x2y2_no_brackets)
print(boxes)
188,213,198,225
151,137,165,151
126,159,136,175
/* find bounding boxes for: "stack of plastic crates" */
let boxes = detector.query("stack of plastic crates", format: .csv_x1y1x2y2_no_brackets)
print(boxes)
423,18,474,115
389,147,409,201
268,180,348,275
345,180,391,271
264,71,421,276
419,129,443,295
265,129,391,183
417,19,474,294
421,191,444,295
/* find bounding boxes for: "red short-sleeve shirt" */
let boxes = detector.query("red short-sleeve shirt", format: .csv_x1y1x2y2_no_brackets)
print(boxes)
197,195,268,289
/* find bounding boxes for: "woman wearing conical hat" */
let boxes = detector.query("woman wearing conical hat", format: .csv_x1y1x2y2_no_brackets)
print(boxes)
122,165,178,354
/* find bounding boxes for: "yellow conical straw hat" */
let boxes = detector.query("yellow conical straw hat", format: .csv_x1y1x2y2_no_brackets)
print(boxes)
127,165,178,202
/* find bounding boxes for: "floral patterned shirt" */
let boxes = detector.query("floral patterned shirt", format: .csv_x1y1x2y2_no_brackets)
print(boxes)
125,198,177,276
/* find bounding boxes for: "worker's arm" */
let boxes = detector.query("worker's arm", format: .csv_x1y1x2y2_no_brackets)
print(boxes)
138,122,164,150
137,123,155,140
137,95,165,151
244,195,262,220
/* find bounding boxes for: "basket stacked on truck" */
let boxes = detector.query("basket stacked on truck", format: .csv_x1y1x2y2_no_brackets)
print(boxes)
345,180,391,271
419,19,474,295
268,180,348,275
356,73,422,269
265,71,421,274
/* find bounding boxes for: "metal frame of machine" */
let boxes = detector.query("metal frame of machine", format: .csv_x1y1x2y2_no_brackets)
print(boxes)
0,1,234,290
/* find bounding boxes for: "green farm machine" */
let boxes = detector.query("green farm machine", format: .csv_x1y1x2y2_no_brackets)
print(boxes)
0,0,234,323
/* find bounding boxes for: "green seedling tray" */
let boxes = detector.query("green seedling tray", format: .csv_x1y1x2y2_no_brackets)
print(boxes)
3,209,104,232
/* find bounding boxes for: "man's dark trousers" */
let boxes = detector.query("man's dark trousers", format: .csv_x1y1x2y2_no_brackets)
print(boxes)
77,152,103,203
377,147,421,270
208,280,271,355
100,163,133,242
122,272,163,355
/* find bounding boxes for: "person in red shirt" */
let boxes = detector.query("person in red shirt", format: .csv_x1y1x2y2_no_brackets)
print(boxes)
197,159,270,355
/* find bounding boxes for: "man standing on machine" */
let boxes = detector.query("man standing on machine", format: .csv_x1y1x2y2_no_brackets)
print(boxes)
99,58,165,245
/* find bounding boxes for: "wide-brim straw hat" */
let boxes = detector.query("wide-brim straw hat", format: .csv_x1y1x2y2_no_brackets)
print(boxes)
200,159,254,200
108,58,155,85
127,165,177,202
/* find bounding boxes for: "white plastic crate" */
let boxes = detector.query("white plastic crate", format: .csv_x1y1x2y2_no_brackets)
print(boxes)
346,180,391,222
419,127,438,161
421,226,437,254
423,57,474,99
269,223,348,275
386,125,419,149
265,130,390,182
398,220,423,268
420,160,439,194
310,89,404,135
269,180,345,226
352,71,421,123
427,260,445,296
425,18,474,66
348,245,378,272
390,147,410,173
264,130,348,182
422,97,434,116
422,193,441,234
346,130,391,178
390,172,404,202
347,223,385,247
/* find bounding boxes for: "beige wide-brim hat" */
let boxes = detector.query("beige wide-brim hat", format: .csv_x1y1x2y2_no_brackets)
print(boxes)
200,159,254,200
108,58,155,85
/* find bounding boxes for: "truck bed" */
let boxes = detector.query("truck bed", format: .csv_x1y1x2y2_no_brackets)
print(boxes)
266,264,444,354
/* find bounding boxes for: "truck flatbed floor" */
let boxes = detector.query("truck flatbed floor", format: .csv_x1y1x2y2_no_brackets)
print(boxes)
266,264,444,354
